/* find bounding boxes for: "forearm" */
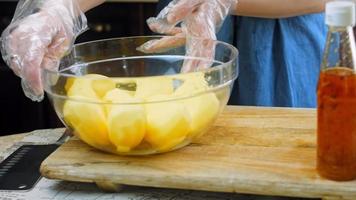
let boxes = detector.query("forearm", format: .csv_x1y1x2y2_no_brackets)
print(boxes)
231,0,330,18
76,0,105,12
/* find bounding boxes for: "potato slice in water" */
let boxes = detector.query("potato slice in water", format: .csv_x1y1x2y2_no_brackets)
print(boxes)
174,72,209,96
64,77,75,93
145,95,191,152
88,74,116,98
104,89,146,153
66,78,98,98
63,97,112,149
184,93,220,137
174,72,220,137
66,74,116,98
135,77,174,99
64,74,113,150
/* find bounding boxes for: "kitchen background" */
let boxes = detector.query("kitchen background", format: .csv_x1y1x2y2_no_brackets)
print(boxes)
0,0,158,136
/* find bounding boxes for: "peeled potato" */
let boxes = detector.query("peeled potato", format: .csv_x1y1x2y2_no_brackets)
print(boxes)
104,88,134,105
174,72,220,137
174,72,209,96
62,72,221,154
66,74,116,98
104,89,146,153
87,74,116,98
145,95,191,152
64,74,113,150
135,77,174,99
63,97,112,149
184,93,220,137
66,77,98,98
64,77,75,92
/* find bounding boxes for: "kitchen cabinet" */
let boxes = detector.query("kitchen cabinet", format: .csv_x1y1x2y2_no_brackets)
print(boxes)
0,2,156,135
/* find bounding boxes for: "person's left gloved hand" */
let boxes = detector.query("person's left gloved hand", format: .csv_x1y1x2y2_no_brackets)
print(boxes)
138,0,237,72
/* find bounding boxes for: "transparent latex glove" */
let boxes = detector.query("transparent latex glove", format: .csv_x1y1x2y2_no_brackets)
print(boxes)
1,0,87,101
138,0,237,72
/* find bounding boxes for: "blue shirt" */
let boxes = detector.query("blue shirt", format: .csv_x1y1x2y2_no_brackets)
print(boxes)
157,1,327,108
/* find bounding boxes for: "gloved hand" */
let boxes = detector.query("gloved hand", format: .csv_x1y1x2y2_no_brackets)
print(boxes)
1,0,87,101
138,0,237,72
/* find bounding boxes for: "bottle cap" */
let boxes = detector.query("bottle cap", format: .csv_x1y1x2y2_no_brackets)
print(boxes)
325,1,356,26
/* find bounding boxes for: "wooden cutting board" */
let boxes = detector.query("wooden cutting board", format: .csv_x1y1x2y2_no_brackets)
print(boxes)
40,106,356,200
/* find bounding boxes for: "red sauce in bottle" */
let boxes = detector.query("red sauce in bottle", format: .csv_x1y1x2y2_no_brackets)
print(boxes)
317,67,356,181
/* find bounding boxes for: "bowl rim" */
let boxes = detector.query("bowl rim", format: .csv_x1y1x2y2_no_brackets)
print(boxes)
43,35,239,76
43,35,239,104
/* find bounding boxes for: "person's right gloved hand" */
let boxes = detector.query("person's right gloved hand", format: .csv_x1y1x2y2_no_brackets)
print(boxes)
1,0,87,102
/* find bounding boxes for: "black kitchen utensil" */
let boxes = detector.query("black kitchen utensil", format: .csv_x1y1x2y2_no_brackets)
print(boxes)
0,144,59,190
0,130,71,191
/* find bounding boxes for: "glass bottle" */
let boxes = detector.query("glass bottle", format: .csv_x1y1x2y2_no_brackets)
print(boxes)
317,1,356,181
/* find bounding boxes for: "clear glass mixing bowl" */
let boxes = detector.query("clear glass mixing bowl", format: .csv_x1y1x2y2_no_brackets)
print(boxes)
42,36,238,155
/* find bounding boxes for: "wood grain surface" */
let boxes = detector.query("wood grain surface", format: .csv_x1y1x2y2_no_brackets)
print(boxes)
40,106,356,200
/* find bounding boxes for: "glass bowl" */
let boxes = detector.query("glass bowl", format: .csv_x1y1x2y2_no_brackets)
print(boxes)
42,36,238,155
